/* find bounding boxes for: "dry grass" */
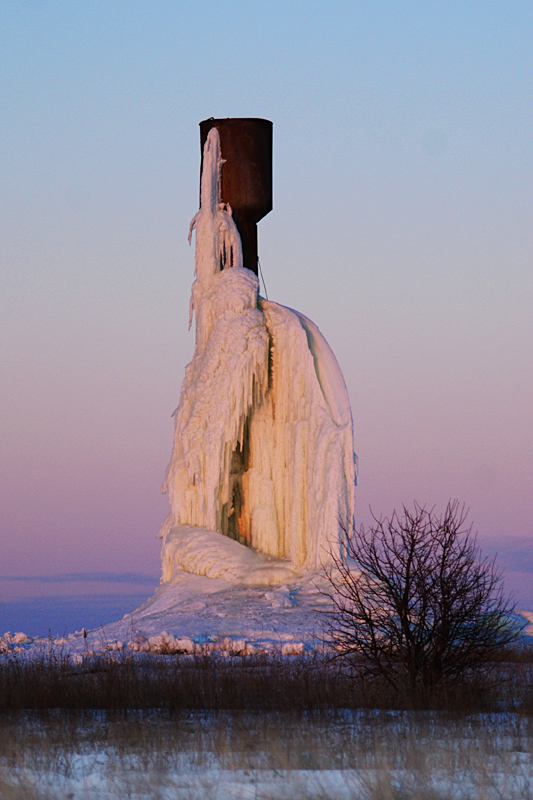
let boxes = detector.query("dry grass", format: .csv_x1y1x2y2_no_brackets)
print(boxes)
1,646,533,714
0,709,532,799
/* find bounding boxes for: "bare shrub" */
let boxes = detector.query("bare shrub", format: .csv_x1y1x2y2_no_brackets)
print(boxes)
325,500,519,697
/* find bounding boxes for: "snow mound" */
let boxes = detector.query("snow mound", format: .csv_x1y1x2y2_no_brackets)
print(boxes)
517,610,533,637
161,524,297,586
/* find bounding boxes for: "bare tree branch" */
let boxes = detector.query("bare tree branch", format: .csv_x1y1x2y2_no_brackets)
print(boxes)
323,501,519,694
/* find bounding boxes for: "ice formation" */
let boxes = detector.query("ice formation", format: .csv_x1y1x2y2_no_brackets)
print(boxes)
160,128,356,582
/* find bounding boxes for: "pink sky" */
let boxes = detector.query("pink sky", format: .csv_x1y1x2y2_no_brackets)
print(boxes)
1,2,532,611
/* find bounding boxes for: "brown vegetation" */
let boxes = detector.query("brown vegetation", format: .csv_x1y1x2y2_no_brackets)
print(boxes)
0,646,532,713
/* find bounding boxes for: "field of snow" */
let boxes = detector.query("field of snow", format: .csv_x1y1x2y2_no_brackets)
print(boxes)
1,565,332,657
2,560,532,658
1,710,532,799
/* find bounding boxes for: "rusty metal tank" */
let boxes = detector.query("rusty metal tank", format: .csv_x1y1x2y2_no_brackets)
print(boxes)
199,117,273,275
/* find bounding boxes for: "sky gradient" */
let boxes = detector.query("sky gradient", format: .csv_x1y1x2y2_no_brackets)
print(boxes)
1,2,532,614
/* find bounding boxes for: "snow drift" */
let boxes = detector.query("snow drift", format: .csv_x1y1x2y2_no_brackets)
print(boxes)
160,128,356,582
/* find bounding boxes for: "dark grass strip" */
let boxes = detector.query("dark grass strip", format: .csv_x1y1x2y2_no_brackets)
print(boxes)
1,647,532,713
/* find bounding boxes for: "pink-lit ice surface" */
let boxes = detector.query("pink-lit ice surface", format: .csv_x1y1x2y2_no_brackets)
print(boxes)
160,128,356,584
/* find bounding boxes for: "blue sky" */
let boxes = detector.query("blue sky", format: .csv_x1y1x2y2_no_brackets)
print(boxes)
1,2,532,617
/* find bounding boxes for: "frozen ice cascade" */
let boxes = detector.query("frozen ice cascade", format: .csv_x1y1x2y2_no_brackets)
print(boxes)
159,128,356,586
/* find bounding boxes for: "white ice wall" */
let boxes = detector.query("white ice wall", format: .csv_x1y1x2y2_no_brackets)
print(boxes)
160,128,356,573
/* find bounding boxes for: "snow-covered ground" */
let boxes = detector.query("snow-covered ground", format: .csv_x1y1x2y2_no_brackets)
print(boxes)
1,561,332,656
3,564,532,658
1,710,532,799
